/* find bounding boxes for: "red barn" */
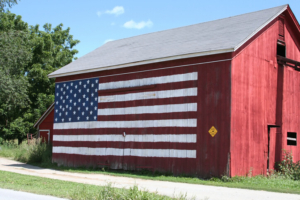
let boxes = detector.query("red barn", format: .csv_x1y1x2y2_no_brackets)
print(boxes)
48,5,300,177
33,103,54,144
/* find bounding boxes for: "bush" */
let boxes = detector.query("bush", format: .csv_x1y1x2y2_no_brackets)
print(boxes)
277,150,300,180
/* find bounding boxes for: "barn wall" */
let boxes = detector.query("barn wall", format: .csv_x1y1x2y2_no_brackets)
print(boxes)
280,21,300,161
53,54,231,177
231,19,280,176
39,109,54,144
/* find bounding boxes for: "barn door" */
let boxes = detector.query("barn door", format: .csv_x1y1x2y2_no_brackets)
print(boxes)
267,125,279,172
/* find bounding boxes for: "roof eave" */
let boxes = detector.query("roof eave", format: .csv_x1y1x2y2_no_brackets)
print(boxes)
33,103,55,128
234,5,288,51
48,48,234,78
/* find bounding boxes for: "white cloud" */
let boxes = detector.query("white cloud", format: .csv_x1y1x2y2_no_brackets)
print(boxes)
123,20,153,29
97,6,124,17
105,6,124,16
104,39,114,44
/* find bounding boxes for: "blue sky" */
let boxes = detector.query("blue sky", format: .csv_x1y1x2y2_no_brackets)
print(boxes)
10,0,300,58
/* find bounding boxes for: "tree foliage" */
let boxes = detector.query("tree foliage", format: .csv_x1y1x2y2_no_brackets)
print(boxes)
0,10,79,141
0,0,18,12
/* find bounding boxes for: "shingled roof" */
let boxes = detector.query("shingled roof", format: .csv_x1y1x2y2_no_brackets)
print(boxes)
49,5,288,78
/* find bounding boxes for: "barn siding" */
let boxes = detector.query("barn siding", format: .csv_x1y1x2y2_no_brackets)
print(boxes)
39,109,54,144
53,55,231,177
280,22,300,161
231,19,279,176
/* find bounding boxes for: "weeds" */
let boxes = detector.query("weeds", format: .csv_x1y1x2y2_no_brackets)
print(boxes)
0,138,52,166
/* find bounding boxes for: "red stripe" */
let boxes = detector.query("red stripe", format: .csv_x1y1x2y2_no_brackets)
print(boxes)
97,112,197,121
52,153,197,174
53,127,197,135
98,80,197,97
98,96,197,109
52,141,196,150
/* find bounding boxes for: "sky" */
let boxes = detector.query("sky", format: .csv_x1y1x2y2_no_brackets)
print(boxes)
10,0,300,59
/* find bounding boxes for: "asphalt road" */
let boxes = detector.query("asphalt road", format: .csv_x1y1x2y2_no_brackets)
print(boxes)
0,188,68,200
0,157,300,200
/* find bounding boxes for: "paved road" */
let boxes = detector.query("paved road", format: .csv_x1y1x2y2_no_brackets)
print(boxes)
0,188,67,200
0,157,299,200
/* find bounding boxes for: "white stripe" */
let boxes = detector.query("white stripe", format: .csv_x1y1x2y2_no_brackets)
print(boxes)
98,103,197,115
98,72,198,90
98,87,197,103
53,147,196,158
53,134,197,143
53,119,197,129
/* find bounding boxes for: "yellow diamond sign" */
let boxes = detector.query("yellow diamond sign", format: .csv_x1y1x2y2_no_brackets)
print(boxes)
209,126,218,137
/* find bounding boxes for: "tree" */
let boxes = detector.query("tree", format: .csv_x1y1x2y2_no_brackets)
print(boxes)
0,0,18,12
0,12,32,141
0,11,79,141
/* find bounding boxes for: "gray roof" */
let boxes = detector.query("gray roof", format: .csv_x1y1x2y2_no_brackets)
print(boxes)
49,5,287,78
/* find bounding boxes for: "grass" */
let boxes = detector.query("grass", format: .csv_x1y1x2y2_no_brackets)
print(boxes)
0,140,300,195
0,170,185,200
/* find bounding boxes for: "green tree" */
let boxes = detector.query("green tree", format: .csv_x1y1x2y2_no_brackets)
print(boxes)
0,12,32,141
0,0,18,12
0,11,79,141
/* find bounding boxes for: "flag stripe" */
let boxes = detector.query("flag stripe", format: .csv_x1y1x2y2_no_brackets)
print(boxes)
98,103,197,115
52,142,197,150
98,72,198,90
54,119,197,129
53,127,197,135
53,147,196,158
98,87,197,103
98,96,198,109
53,134,196,142
97,112,198,121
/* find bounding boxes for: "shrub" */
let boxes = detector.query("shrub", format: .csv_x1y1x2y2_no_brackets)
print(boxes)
277,150,300,180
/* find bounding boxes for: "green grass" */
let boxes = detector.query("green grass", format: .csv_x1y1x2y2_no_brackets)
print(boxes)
0,170,184,200
0,142,300,195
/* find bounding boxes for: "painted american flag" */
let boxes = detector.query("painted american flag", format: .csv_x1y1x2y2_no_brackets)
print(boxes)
52,70,198,168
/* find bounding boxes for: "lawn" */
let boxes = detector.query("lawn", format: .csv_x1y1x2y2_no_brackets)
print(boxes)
0,170,182,200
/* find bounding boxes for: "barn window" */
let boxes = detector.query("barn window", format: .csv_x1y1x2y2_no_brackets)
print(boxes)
287,132,297,146
277,43,286,57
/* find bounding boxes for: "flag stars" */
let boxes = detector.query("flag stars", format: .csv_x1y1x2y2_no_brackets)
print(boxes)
82,112,84,115
57,85,59,88
87,89,89,93
71,83,73,86
94,116,97,120
91,93,94,97
73,111,76,115
61,88,63,91
69,118,71,121
70,90,72,93
91,102,93,106
83,103,85,106
59,113,62,116
84,84,86,88
95,79,98,83
55,118,58,121
86,116,89,120
78,99,81,102
56,109,58,113
56,93,59,96
91,84,94,87
86,107,88,111
83,94,86,98
56,101,59,104
74,102,76,106
79,89,81,93
87,80,90,84
64,83,66,87
75,85,78,89
86,97,89,101
79,81,82,85
94,106,97,110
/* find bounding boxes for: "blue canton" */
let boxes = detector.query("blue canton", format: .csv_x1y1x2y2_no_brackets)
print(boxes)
54,78,98,123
